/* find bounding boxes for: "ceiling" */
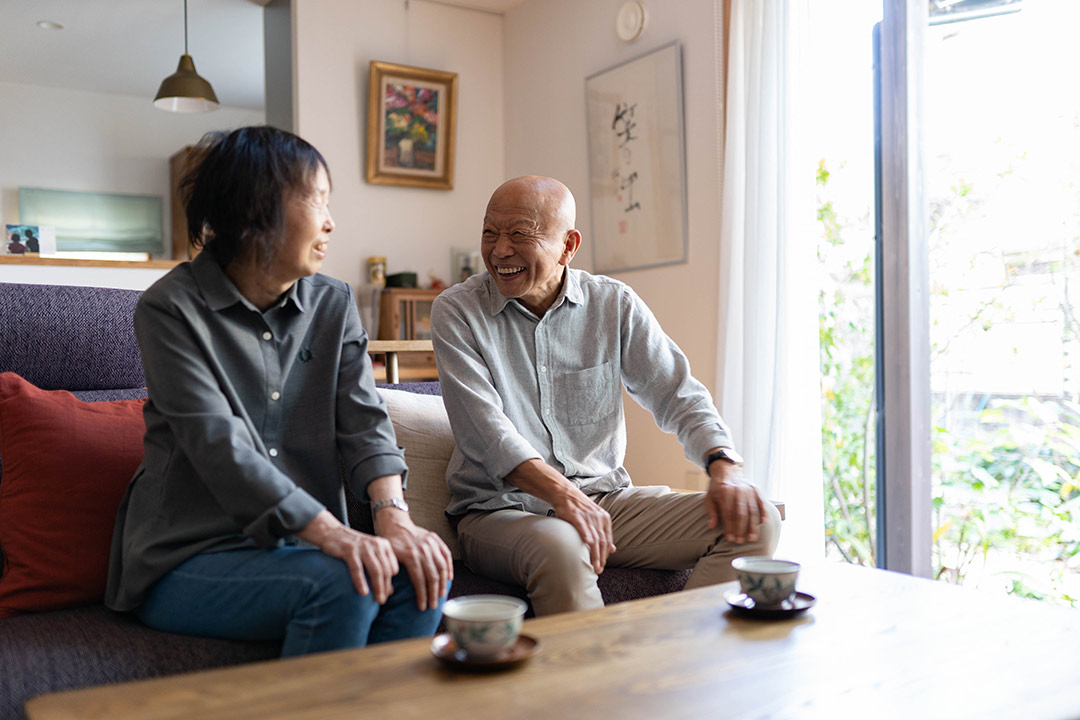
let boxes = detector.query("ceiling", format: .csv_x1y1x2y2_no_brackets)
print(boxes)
0,0,524,111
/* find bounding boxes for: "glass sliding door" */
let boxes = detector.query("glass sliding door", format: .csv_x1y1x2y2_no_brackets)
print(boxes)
925,0,1080,604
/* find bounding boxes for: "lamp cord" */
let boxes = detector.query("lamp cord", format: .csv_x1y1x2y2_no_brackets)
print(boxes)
183,0,189,54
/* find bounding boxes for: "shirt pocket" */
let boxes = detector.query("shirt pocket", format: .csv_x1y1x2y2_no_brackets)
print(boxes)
558,362,619,427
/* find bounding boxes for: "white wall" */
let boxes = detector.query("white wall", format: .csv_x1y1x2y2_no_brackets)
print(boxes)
292,0,505,290
0,81,263,288
289,0,726,488
0,264,170,290
503,0,725,489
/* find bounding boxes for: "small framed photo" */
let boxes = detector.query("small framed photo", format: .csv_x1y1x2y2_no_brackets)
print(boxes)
366,61,458,190
5,224,57,255
450,247,483,285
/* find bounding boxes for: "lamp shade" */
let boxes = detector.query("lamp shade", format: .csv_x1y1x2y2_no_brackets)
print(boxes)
153,53,219,113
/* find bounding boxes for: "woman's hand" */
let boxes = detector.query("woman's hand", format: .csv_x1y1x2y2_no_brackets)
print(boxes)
298,510,399,604
374,509,454,611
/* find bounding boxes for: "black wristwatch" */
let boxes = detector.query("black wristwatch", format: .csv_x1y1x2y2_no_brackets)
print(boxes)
705,447,744,474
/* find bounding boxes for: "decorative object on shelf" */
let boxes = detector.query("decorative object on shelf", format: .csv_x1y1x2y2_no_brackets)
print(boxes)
366,61,457,190
5,225,56,255
385,272,419,289
153,0,219,113
615,1,649,42
367,256,387,287
450,247,483,285
585,41,688,274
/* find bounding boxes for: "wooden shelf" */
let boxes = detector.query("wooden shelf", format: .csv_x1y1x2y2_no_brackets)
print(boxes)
0,255,179,270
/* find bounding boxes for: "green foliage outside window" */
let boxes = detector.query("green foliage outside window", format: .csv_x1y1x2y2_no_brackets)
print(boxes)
818,157,1080,606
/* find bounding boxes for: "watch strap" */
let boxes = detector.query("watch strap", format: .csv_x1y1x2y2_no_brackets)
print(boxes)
705,447,743,473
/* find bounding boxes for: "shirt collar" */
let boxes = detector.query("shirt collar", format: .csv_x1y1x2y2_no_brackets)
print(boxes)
190,248,306,314
484,267,584,319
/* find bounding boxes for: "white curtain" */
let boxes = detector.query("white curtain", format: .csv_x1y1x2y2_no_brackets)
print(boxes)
717,0,823,560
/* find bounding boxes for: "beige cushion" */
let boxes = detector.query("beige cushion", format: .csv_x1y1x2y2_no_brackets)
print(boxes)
377,388,461,559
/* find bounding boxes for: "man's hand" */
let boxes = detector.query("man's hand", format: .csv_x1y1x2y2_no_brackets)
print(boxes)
299,510,399,604
506,458,616,575
375,509,455,611
550,486,616,574
705,461,769,544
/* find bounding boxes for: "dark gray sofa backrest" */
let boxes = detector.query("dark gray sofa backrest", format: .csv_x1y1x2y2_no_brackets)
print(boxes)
0,282,144,392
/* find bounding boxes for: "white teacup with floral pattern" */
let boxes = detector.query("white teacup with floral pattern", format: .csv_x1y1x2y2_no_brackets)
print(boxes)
731,557,800,608
443,595,527,660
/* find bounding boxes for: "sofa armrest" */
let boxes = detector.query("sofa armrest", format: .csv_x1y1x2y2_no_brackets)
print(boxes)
368,340,434,384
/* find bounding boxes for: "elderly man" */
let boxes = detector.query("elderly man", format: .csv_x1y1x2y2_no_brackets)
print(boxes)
430,176,780,616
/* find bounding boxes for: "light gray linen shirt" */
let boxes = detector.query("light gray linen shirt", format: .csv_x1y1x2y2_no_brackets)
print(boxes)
430,268,732,517
105,249,407,611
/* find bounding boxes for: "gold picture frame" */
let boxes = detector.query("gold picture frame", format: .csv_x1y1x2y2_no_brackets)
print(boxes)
366,61,458,190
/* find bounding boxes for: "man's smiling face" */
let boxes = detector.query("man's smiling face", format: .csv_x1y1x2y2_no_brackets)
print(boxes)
481,177,580,317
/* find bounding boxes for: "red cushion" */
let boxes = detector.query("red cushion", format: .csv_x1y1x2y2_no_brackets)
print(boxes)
0,372,145,618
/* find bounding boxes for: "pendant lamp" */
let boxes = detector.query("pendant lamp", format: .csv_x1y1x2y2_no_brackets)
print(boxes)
153,0,219,112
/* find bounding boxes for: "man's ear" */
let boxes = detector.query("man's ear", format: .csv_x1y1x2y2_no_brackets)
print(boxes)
561,229,582,266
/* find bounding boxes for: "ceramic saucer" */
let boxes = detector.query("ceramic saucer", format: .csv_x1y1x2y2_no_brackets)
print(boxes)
724,590,817,620
430,633,539,671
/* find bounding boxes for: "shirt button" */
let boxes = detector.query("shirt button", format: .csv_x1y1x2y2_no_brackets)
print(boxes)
541,365,547,373
262,331,272,341
271,391,281,400
269,448,278,457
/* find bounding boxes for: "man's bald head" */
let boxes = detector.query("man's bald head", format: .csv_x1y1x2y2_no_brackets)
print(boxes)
487,176,576,236
480,175,582,317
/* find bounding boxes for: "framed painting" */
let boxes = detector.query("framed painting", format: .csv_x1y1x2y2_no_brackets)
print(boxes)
585,41,688,274
366,61,458,190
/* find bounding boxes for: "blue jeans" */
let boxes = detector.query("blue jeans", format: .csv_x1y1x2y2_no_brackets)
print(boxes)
136,547,447,657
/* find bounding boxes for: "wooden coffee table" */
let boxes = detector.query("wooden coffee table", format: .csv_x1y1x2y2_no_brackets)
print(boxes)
26,562,1080,720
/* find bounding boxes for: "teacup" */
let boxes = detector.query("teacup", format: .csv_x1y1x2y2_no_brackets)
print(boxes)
442,594,527,660
731,556,800,608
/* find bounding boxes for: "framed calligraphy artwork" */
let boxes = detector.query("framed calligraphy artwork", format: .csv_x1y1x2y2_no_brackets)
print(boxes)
585,42,687,274
366,61,458,190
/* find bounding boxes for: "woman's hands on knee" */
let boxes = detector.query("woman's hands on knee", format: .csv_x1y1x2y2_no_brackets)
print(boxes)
375,510,454,611
299,510,399,604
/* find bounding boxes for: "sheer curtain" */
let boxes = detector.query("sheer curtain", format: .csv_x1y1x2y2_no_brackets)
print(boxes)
716,0,823,559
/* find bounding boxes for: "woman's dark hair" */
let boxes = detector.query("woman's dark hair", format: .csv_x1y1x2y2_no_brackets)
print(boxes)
179,126,330,268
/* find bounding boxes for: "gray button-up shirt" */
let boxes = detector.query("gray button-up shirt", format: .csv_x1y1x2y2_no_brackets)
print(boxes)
105,250,406,611
430,268,732,517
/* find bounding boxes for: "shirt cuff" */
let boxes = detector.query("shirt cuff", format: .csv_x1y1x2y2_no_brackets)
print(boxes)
244,485,325,547
485,431,543,482
347,452,410,501
685,423,734,468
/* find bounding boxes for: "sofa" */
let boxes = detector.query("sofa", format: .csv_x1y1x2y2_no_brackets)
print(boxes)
0,281,689,720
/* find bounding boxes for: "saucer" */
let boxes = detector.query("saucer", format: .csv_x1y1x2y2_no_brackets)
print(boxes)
430,633,539,671
724,590,816,619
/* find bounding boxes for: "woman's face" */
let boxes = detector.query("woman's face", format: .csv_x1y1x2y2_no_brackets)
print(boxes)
270,165,335,285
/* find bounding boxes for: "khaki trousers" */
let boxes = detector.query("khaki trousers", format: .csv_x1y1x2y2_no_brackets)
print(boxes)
456,485,781,616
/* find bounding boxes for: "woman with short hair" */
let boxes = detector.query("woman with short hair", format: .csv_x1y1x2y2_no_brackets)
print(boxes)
106,126,452,656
